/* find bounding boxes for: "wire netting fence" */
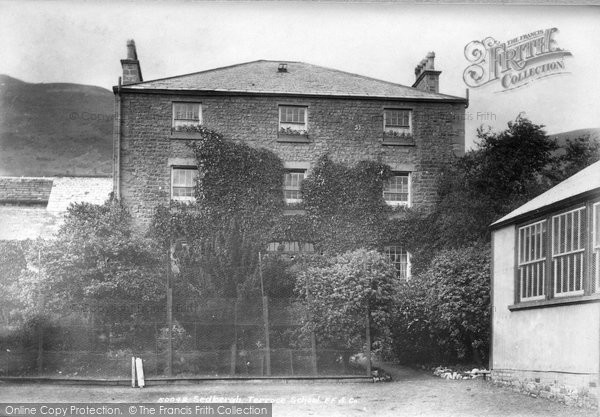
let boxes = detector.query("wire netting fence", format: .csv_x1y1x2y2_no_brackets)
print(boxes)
0,296,370,379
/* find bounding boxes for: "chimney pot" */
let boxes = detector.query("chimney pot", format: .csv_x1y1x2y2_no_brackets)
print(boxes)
126,39,137,60
412,51,440,93
121,39,143,85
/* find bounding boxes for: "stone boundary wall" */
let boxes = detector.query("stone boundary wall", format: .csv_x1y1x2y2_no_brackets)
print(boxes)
492,368,599,409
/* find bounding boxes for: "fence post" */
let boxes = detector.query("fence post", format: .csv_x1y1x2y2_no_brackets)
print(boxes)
365,310,372,377
36,323,43,375
230,300,237,376
166,245,173,377
262,295,271,376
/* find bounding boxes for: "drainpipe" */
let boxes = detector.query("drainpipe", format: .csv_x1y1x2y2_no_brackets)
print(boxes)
113,77,122,199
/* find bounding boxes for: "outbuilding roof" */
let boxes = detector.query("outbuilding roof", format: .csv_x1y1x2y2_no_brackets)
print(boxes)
117,60,466,102
491,160,600,228
0,177,53,205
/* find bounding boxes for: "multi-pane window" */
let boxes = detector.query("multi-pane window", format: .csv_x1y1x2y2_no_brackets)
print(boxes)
279,106,307,134
384,109,411,128
517,220,547,301
384,246,410,280
515,202,600,303
172,103,201,129
552,207,585,297
171,167,198,201
283,170,305,203
383,174,410,206
267,241,315,254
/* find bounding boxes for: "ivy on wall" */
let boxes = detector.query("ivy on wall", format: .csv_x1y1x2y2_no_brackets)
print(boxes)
149,128,415,297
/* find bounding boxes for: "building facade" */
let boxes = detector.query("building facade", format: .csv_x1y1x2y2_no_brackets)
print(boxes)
113,41,466,276
490,160,600,408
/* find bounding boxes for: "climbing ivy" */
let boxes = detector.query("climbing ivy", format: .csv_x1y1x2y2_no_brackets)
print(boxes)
149,128,416,297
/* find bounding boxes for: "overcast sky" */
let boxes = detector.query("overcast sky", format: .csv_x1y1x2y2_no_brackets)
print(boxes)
1,1,599,148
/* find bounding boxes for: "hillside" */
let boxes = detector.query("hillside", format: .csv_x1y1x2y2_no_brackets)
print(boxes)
549,128,600,155
0,75,113,176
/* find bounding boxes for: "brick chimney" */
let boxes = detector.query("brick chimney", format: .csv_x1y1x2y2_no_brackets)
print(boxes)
120,40,143,85
412,52,441,93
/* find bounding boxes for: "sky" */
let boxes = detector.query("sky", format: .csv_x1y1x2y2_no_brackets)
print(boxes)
1,1,599,148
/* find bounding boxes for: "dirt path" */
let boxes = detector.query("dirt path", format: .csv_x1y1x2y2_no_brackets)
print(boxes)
0,365,596,417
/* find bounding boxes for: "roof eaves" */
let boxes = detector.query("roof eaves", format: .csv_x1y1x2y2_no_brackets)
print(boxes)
490,188,600,231
115,86,468,103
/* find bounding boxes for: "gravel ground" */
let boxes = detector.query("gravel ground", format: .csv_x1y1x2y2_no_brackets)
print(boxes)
0,365,596,417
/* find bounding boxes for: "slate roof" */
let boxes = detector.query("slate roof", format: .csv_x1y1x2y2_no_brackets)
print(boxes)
119,60,466,102
0,177,53,205
491,160,600,228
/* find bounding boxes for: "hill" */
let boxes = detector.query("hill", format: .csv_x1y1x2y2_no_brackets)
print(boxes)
549,128,600,155
0,75,113,177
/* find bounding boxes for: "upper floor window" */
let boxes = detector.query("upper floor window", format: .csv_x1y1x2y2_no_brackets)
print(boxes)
383,173,410,206
384,109,412,134
171,167,198,202
284,170,305,204
279,105,307,135
173,103,202,130
384,245,411,280
516,202,600,304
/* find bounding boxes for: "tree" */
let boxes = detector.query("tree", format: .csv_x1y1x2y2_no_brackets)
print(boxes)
393,246,490,364
25,199,166,320
296,249,400,367
552,135,600,182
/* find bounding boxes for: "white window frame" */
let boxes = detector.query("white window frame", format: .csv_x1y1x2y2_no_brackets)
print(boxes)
384,245,411,280
383,109,412,135
383,173,411,207
283,169,306,204
267,241,315,254
172,102,202,130
517,219,547,302
171,166,198,202
279,105,308,134
551,207,586,298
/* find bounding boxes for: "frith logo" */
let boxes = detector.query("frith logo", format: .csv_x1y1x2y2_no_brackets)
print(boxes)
463,28,572,92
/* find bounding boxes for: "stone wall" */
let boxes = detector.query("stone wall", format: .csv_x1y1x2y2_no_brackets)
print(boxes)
116,93,465,228
492,369,598,409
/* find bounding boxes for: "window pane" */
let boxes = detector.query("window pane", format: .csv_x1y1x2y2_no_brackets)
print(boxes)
517,220,547,301
383,174,409,204
173,103,201,127
385,110,410,128
172,168,198,200
551,207,585,297
284,171,305,201
384,246,410,279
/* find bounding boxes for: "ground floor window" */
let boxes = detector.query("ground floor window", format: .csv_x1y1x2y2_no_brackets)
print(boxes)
516,201,599,303
384,245,410,280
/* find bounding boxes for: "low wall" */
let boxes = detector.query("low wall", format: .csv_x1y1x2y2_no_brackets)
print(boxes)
492,368,598,409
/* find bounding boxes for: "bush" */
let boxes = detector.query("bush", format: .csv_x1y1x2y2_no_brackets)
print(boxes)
393,246,490,364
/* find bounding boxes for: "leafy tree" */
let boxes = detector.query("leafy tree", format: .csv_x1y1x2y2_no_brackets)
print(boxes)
393,246,490,364
0,240,28,323
551,135,600,182
22,199,166,320
296,249,400,367
410,115,558,266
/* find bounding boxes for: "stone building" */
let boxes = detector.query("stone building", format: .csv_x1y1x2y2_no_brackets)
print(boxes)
0,176,112,240
490,160,600,408
113,40,467,277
